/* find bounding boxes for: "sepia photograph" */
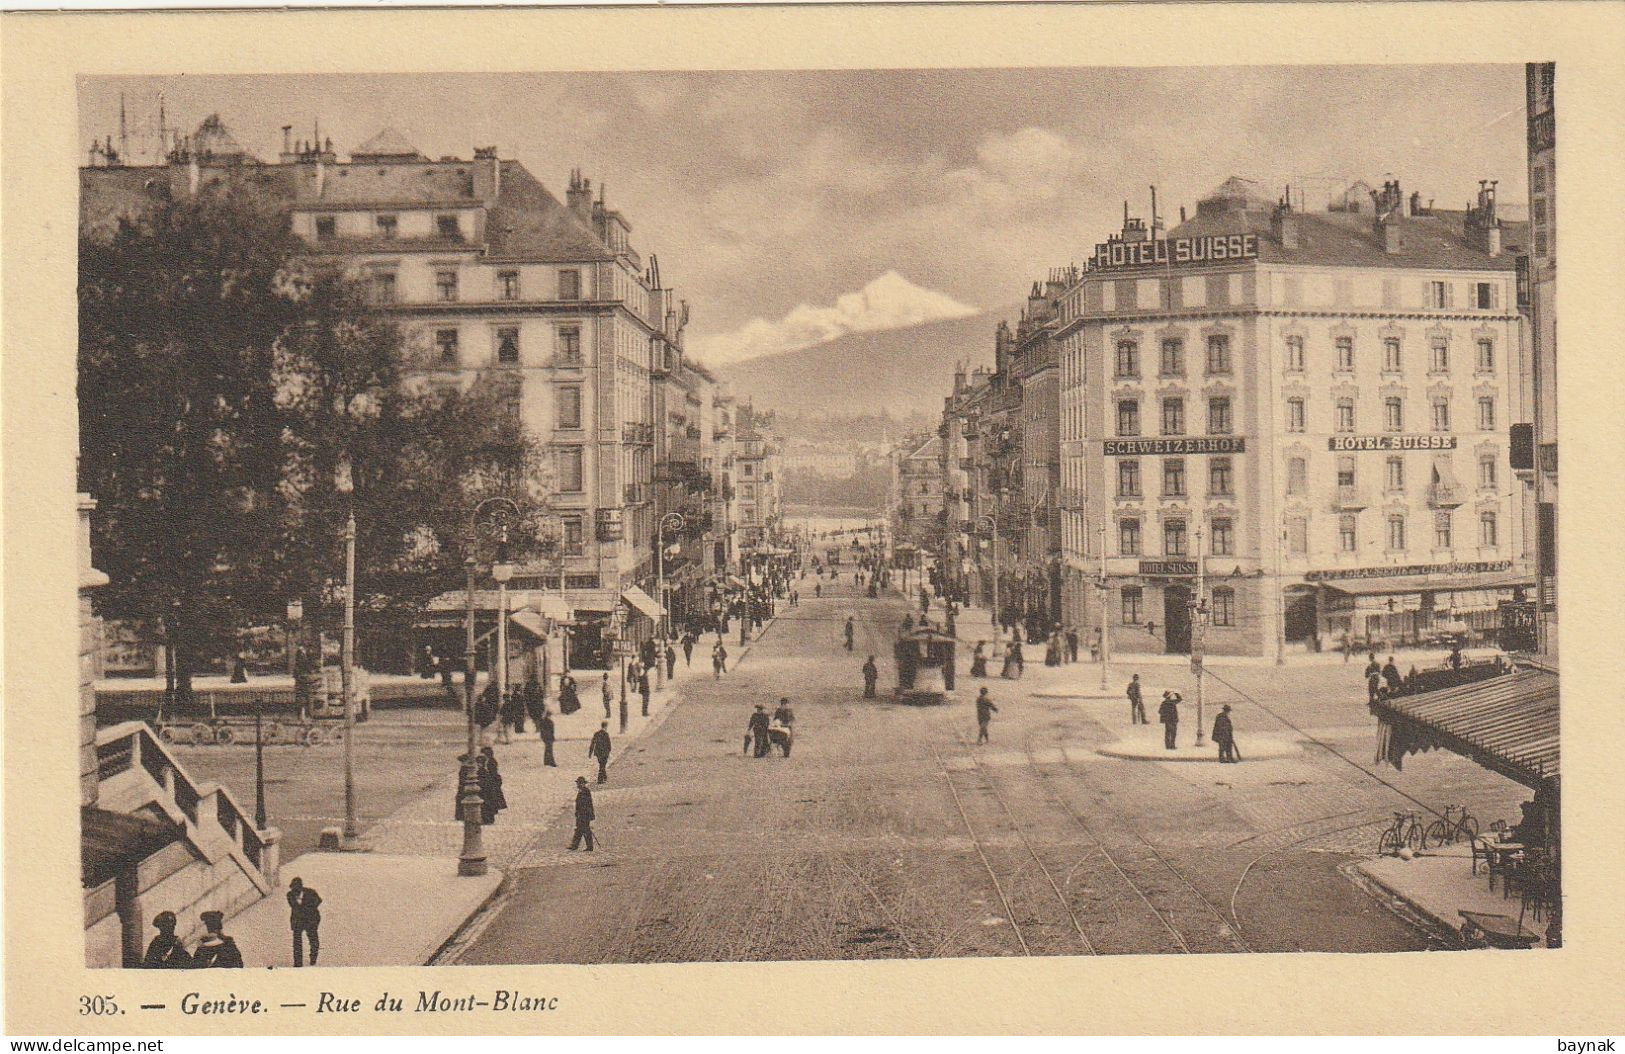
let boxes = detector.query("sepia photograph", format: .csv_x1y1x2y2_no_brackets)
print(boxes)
66,61,1563,972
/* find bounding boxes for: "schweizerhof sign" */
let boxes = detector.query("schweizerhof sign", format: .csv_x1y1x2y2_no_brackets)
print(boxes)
1090,233,1259,272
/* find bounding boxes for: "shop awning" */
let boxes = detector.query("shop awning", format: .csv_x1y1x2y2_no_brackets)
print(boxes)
1320,574,1535,597
509,609,551,639
1370,669,1559,789
620,585,665,620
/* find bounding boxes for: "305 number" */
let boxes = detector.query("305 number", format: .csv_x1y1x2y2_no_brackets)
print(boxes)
80,995,121,1016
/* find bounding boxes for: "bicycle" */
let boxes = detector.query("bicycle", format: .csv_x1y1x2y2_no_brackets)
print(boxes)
1422,804,1480,849
1377,810,1424,855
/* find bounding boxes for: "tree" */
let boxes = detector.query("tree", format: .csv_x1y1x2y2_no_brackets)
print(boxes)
79,183,300,693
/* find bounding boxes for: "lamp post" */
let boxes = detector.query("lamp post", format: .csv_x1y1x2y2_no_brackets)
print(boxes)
1193,525,1208,747
286,598,303,680
253,697,267,831
656,512,685,687
977,511,999,642
1097,523,1111,693
493,555,514,729
335,458,359,844
458,554,486,877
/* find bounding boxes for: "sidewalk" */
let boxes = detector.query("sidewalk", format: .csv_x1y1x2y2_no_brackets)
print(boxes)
228,600,788,968
1354,843,1553,948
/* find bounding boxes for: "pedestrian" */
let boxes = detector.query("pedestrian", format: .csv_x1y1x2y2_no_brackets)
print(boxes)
523,673,544,731
479,746,507,824
1011,639,1025,679
189,910,243,968
638,667,652,717
495,686,513,744
1000,640,1016,679
558,673,580,715
1158,691,1181,750
969,641,988,678
1449,644,1465,672
602,672,613,720
862,654,879,698
815,583,822,598
665,642,677,680
230,654,249,684
589,721,612,783
286,876,322,967
1341,631,1354,663
1127,673,1146,724
1065,626,1080,664
713,641,728,679
682,633,695,668
538,706,556,767
1045,632,1062,667
975,687,998,744
771,697,796,757
1090,627,1101,663
142,911,191,968
844,616,855,651
1364,653,1382,702
568,776,595,852
476,678,501,731
747,703,772,758
1382,655,1403,696
1212,704,1240,763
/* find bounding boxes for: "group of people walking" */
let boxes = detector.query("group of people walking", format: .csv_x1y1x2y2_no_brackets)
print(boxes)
141,877,322,969
744,698,796,758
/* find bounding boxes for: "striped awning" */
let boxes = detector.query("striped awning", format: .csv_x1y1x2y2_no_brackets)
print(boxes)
1370,669,1559,788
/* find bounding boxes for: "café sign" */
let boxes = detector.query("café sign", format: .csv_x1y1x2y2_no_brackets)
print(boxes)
1090,233,1259,272
1105,437,1245,456
1304,560,1512,582
1328,435,1457,452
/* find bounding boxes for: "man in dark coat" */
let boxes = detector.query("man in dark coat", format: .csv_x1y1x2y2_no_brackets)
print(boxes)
523,674,544,730
190,911,243,968
1065,626,1080,663
638,668,652,717
1127,674,1146,724
665,643,677,680
844,616,855,651
286,876,322,966
682,634,695,667
142,911,191,968
747,703,772,758
1212,704,1240,763
537,707,556,767
568,776,595,852
975,687,998,744
479,746,507,824
712,642,728,679
1382,656,1404,696
1364,654,1382,703
589,721,613,783
861,655,879,698
1158,692,1181,750
771,698,795,757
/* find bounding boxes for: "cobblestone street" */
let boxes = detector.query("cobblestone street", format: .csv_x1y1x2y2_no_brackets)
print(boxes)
454,572,1528,963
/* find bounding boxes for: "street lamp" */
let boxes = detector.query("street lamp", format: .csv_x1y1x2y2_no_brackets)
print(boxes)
492,556,514,731
977,512,999,641
656,512,685,687
1192,525,1208,747
286,598,304,680
458,554,486,877
1096,523,1111,693
335,456,359,844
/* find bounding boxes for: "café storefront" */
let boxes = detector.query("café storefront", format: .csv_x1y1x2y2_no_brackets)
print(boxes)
1305,560,1534,651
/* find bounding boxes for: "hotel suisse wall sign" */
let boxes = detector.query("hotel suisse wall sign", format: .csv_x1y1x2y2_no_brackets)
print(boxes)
1327,435,1457,452
1090,234,1259,272
1105,437,1245,456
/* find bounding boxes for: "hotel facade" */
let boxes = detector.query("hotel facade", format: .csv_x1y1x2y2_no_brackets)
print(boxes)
1054,178,1533,659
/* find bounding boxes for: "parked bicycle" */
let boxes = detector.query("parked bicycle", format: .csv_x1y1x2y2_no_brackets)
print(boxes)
1422,804,1480,849
1377,810,1424,855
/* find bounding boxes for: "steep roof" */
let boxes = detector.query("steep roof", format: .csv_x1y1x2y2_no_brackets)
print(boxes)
484,161,613,263
351,127,428,162
1167,206,1526,272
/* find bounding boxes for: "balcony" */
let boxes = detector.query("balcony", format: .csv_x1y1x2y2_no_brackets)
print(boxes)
1329,485,1369,511
1427,482,1464,508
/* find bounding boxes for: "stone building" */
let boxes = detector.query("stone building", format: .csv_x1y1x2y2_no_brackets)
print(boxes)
1523,62,1558,653
1056,177,1532,659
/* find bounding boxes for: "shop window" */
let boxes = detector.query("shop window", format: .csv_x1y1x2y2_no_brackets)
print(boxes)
1209,457,1234,496
1119,518,1141,556
1121,587,1143,625
1480,512,1498,547
1286,398,1306,433
1210,587,1235,627
1284,335,1304,372
1163,519,1188,557
496,326,520,364
1387,515,1406,551
434,328,458,364
1115,341,1139,379
1161,398,1185,436
557,386,582,429
1118,460,1142,498
1206,334,1232,375
1210,518,1234,556
1335,336,1355,372
1383,338,1403,372
1339,514,1358,552
1162,458,1186,497
1385,397,1404,432
1160,339,1184,377
1117,400,1140,437
1208,396,1232,435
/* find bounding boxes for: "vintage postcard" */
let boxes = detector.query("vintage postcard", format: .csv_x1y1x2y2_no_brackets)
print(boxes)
4,2,1625,1037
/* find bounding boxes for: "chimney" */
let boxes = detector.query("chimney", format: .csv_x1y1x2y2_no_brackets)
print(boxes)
566,169,593,218
280,125,294,163
1378,213,1402,254
472,146,501,200
1271,190,1300,251
1179,205,1187,224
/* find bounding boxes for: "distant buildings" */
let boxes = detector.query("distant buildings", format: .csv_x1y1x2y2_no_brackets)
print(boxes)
80,115,754,670
941,173,1537,660
890,433,944,556
1524,62,1557,653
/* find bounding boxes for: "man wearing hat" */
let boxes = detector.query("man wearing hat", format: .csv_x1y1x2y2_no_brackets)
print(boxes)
568,776,595,852
1157,691,1181,751
142,910,191,968
1212,704,1240,763
286,876,323,967
190,910,243,968
588,721,613,784
747,703,772,758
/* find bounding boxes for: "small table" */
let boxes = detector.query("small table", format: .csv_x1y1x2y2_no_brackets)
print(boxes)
1474,838,1525,890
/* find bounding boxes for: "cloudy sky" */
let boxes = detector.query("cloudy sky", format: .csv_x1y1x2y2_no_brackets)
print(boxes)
80,66,1528,366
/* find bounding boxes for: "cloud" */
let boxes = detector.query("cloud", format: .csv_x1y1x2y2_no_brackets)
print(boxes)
692,271,980,366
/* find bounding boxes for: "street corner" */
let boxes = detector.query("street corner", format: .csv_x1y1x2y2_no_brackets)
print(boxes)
1096,733,1301,763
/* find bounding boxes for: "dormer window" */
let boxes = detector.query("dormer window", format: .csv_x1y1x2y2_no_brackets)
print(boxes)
436,214,462,241
375,213,398,239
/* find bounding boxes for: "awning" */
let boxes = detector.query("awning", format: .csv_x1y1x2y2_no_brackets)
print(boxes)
1320,574,1534,597
620,585,665,620
1370,669,1559,789
509,609,551,639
